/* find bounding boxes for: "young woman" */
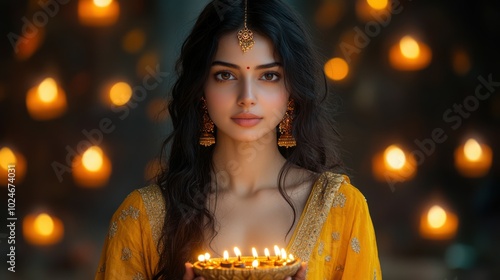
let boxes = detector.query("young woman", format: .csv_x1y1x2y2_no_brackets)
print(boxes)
95,0,381,279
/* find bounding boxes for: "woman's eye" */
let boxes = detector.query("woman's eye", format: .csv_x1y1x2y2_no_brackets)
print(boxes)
215,72,235,81
261,72,280,81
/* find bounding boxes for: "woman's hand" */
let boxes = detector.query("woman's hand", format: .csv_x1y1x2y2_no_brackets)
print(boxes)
182,263,205,280
285,262,307,280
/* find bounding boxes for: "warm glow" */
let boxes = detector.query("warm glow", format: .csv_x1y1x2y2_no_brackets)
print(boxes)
464,139,482,162
93,0,112,8
384,145,406,169
198,255,205,262
23,213,64,245
288,254,295,261
82,146,104,172
122,28,146,53
274,245,280,257
281,248,287,260
34,213,55,236
204,253,210,261
400,36,420,59
252,247,258,258
427,205,447,229
264,248,270,258
109,82,132,106
367,0,388,10
234,247,241,257
223,250,229,261
324,57,349,81
38,78,58,103
0,147,16,169
252,259,259,268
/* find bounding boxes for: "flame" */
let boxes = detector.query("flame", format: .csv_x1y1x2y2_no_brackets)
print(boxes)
264,248,270,258
223,250,229,261
252,259,259,268
427,205,447,229
464,139,482,162
274,245,280,257
82,146,104,172
198,255,205,262
400,36,420,59
252,247,258,258
234,247,241,257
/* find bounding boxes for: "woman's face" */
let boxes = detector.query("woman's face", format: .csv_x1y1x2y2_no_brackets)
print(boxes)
204,31,289,144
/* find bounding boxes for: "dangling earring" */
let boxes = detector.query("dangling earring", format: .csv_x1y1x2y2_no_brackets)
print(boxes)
278,100,296,148
199,98,215,147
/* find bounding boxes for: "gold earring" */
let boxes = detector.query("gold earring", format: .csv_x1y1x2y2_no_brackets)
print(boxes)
237,0,254,52
199,98,215,147
278,100,296,148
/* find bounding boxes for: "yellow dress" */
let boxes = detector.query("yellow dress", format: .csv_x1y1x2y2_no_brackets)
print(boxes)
95,172,382,279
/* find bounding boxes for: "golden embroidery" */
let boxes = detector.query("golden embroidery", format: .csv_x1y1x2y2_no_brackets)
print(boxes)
121,247,132,261
98,263,105,273
335,265,344,271
373,269,377,280
138,185,166,249
318,241,324,256
351,237,361,254
332,192,346,208
332,232,340,241
108,221,118,239
286,172,344,262
325,255,331,262
133,272,145,280
119,205,140,220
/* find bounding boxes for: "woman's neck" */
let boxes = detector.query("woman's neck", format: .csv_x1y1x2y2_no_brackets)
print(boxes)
211,134,287,196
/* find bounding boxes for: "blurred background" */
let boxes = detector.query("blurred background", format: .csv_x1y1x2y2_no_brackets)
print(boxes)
0,0,499,279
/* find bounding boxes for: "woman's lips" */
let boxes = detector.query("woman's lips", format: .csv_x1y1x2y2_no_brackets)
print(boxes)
231,113,263,127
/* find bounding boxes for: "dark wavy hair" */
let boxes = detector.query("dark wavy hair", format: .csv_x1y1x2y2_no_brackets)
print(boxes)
154,0,343,278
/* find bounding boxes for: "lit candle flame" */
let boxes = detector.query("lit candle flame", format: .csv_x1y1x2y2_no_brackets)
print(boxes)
281,248,287,260
400,36,420,59
274,245,280,259
38,78,58,103
288,254,295,261
264,248,270,260
204,253,210,262
252,259,259,268
223,250,229,261
34,213,54,236
384,145,406,169
464,138,482,162
198,255,205,262
252,247,258,259
427,205,447,229
82,146,104,172
234,247,241,261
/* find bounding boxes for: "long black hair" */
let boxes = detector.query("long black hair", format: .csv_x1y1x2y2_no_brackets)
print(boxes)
154,0,343,278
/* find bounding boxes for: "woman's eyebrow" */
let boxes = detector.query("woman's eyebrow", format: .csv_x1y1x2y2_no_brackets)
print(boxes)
211,61,282,69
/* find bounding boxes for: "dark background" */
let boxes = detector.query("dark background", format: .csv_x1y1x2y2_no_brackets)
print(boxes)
0,0,499,279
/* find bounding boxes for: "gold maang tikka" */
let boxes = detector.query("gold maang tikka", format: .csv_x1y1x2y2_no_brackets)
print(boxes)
237,0,255,52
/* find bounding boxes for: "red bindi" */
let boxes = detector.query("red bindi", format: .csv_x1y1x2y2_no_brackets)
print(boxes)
246,66,250,69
